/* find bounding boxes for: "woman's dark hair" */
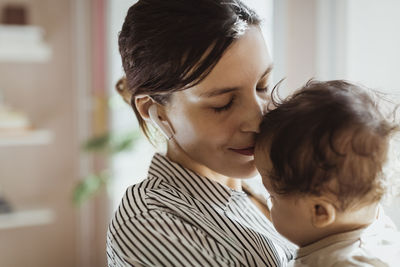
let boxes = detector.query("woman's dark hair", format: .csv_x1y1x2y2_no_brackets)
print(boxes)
256,80,399,210
116,0,261,138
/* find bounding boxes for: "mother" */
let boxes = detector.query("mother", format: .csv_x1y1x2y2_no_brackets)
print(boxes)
107,0,294,266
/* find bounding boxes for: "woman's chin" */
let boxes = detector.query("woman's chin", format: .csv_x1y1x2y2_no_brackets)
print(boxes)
221,162,258,179
239,168,259,179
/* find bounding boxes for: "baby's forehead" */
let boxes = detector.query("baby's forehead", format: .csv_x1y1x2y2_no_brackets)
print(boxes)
254,144,274,173
254,140,271,156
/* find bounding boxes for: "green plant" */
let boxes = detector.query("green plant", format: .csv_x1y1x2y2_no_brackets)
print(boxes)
73,129,141,205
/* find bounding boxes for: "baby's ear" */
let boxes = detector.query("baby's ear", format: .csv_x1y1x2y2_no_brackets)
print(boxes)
309,197,336,228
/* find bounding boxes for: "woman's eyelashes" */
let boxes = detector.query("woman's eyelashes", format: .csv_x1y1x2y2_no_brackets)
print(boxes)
213,97,235,113
256,84,270,93
211,84,270,113
256,76,271,93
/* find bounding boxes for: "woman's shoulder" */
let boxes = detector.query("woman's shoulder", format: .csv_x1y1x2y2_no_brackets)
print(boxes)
113,175,192,219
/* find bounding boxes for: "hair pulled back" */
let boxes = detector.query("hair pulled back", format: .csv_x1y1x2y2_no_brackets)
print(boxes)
116,0,260,137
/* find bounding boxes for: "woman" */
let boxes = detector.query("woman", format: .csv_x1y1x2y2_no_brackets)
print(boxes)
107,0,294,266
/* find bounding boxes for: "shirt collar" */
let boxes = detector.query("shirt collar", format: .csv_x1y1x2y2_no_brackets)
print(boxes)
148,153,246,210
295,226,372,259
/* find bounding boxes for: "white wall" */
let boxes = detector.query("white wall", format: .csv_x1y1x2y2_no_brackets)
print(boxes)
345,0,400,93
273,0,319,97
344,0,400,227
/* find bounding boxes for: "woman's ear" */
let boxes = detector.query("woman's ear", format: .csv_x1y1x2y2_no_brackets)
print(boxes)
135,95,154,122
135,95,174,140
309,197,336,228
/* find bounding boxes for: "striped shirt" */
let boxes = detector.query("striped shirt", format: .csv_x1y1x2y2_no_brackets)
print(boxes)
107,153,294,266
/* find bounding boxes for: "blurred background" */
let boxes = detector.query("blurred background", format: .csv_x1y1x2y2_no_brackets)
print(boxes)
0,0,399,266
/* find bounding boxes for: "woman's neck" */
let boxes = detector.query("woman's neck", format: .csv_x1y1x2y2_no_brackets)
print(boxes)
166,143,242,191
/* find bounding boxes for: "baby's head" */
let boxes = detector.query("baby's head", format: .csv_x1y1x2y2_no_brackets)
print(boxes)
255,80,399,246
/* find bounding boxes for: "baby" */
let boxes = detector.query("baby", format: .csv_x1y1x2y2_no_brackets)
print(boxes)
254,80,400,266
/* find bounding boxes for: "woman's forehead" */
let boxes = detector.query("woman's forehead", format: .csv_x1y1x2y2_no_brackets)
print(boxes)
169,26,272,103
208,28,270,76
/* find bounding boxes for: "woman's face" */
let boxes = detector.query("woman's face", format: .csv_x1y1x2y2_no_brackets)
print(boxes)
164,26,272,179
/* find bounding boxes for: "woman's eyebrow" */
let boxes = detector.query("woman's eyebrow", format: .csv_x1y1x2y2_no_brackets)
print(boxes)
200,65,274,98
199,87,238,98
260,65,273,79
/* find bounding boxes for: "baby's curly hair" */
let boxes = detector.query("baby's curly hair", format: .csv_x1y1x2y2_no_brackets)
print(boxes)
256,80,399,210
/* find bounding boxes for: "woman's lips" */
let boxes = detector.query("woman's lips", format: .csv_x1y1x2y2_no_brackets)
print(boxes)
230,147,254,156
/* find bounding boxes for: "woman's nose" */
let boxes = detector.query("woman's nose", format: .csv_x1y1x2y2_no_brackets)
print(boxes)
240,95,267,133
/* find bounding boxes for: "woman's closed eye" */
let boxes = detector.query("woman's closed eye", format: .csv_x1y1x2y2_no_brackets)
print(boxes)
256,84,270,93
212,97,235,113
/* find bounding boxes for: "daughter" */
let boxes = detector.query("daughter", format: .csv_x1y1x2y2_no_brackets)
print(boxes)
255,80,400,266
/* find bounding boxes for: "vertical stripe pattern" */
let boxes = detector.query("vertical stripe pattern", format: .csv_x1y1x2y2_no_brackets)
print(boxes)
107,153,294,266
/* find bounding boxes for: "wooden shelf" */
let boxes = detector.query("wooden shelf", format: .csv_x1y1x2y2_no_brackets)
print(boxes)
0,208,55,230
0,42,52,62
0,129,53,146
0,25,52,62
